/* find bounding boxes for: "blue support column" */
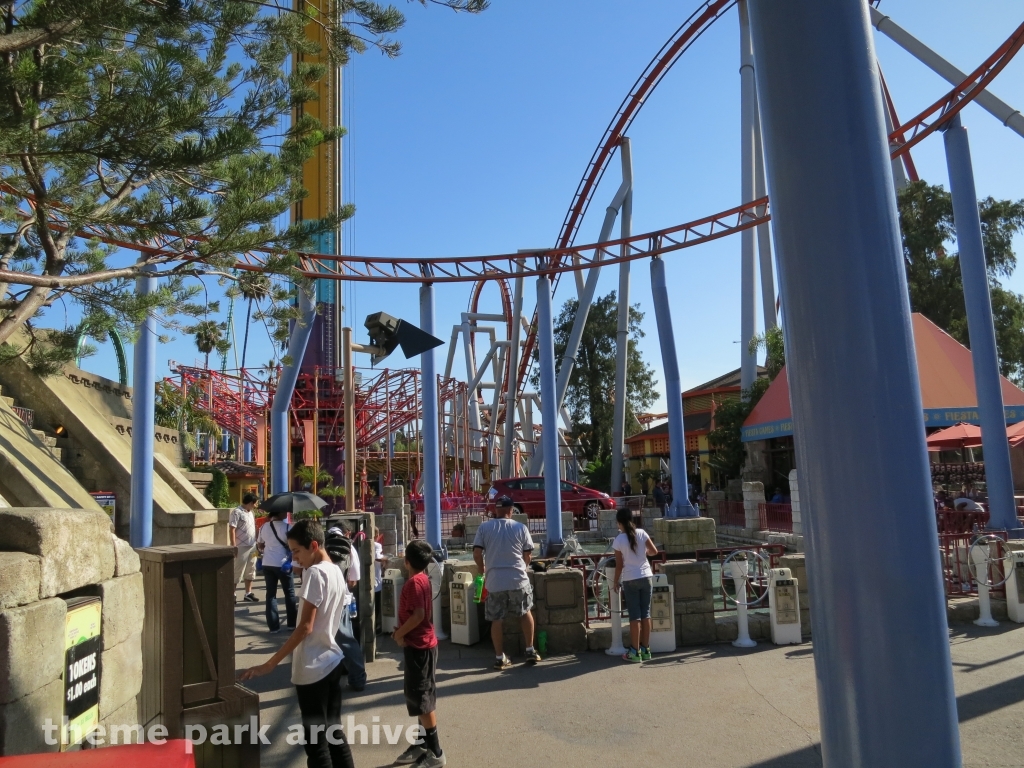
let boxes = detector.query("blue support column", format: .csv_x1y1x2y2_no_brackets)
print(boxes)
270,287,316,495
420,281,442,551
536,273,564,552
129,264,158,548
650,257,698,518
944,115,1018,533
748,1,961,764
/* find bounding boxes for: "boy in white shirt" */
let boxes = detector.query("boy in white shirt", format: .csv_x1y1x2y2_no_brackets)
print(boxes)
240,520,354,768
229,493,259,602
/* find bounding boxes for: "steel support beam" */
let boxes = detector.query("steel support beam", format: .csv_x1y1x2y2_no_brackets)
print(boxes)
611,138,634,496
536,274,564,552
270,287,316,495
869,6,1024,140
129,264,158,548
650,257,698,518
749,1,961,763
739,0,759,393
420,281,442,550
500,258,525,478
943,115,1018,532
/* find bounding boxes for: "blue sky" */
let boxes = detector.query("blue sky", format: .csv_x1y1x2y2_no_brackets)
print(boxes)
71,0,1024,411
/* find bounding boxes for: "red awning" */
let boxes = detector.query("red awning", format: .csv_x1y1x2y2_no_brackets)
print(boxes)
926,422,982,450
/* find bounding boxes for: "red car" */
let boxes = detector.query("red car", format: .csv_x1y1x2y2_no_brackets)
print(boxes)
486,477,615,519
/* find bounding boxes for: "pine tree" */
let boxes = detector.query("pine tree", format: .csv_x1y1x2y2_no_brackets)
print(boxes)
0,0,487,373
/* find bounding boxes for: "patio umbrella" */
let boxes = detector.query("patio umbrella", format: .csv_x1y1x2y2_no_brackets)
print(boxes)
926,422,982,450
260,491,328,516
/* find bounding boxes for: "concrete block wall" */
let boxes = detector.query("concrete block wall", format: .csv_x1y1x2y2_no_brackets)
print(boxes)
641,507,663,546
742,481,764,530
658,560,716,646
0,509,143,755
789,470,802,535
375,513,398,556
705,491,725,525
652,517,716,556
464,515,483,543
382,486,405,555
597,510,618,539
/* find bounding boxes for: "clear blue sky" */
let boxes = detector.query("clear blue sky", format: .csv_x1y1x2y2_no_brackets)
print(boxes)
72,0,1024,412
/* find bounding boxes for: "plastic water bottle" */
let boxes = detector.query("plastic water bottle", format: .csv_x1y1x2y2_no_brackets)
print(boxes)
349,600,357,618
473,574,484,604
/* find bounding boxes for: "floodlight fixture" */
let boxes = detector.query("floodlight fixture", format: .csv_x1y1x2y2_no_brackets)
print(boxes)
363,312,443,366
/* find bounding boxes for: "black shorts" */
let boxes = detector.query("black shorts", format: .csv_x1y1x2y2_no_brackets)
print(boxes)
403,645,438,717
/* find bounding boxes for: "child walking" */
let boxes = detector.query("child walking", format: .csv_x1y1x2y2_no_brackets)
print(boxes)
612,507,659,662
392,541,445,767
240,520,355,768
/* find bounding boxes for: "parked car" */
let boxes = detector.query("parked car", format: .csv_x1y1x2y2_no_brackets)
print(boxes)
486,477,615,519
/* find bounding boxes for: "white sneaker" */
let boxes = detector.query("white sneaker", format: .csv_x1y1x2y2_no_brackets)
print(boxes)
394,744,427,765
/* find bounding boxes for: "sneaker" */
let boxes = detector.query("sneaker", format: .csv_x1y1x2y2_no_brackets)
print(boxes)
524,649,542,664
413,751,446,767
640,647,652,661
493,655,512,670
394,744,427,765
269,627,282,634
243,593,259,603
622,648,642,663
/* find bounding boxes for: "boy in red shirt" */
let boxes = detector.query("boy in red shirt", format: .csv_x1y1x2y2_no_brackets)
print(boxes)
392,540,444,767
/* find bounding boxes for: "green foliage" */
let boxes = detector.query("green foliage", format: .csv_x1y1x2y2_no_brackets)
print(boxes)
534,291,658,463
294,463,331,490
898,181,1024,383
749,326,785,381
204,468,230,508
0,0,486,372
707,378,769,482
581,456,612,492
155,380,221,456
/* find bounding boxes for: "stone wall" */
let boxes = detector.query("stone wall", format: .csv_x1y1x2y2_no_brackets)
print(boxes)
704,491,725,525
382,486,406,556
742,481,764,530
789,469,802,535
659,560,716,645
0,509,143,755
652,517,716,556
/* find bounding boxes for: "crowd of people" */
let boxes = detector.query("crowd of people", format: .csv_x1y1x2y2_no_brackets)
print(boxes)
224,488,665,767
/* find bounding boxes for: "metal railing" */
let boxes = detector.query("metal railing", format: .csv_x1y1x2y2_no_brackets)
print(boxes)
694,544,787,615
758,503,793,533
720,500,746,527
11,405,33,428
939,531,1008,598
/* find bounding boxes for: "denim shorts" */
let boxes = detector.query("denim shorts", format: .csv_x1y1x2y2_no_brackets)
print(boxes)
622,577,654,621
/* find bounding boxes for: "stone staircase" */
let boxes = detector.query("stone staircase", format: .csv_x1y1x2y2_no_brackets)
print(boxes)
0,385,65,464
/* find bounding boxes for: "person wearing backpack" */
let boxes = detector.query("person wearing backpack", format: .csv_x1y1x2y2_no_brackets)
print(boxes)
256,508,297,633
325,526,367,691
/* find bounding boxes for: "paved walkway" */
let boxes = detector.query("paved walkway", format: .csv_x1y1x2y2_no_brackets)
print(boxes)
234,581,1024,768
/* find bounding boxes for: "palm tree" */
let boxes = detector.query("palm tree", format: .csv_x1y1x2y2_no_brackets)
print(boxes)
193,320,223,369
237,273,272,372
155,381,222,463
317,484,345,512
294,464,332,492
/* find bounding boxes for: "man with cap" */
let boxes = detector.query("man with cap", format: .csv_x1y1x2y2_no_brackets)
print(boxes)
473,495,540,668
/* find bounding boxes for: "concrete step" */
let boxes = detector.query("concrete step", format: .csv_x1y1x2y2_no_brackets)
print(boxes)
31,430,58,447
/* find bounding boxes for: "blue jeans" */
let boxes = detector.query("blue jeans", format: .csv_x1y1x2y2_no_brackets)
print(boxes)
622,577,653,621
335,607,366,688
263,566,297,632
